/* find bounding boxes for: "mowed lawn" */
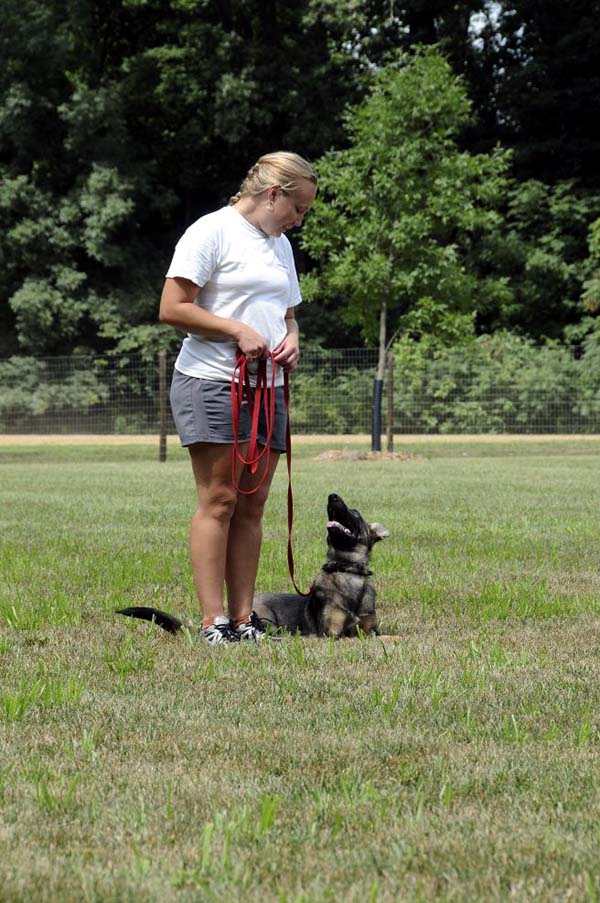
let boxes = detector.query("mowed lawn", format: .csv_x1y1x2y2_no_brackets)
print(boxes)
1,436,600,902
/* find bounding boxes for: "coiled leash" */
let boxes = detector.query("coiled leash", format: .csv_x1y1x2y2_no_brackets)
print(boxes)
231,351,311,596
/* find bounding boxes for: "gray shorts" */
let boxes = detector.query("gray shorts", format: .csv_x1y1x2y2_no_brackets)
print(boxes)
170,369,288,450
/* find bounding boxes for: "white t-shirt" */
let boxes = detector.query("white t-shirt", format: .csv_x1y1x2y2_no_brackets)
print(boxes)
165,205,302,385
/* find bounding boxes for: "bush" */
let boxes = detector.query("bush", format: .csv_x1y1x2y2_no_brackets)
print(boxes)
291,365,375,434
0,355,110,424
0,354,160,433
392,332,600,433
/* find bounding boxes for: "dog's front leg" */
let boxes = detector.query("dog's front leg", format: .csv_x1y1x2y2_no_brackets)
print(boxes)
319,603,358,638
356,613,379,636
356,583,378,636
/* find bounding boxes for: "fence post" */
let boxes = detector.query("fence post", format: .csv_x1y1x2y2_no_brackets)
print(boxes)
386,349,394,453
158,350,167,462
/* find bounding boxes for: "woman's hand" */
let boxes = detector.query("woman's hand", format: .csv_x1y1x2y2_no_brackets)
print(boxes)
272,331,300,372
234,323,269,361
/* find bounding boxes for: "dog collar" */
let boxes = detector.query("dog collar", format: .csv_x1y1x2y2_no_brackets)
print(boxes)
322,561,373,577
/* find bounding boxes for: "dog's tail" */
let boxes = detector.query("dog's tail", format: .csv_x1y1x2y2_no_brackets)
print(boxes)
116,606,187,635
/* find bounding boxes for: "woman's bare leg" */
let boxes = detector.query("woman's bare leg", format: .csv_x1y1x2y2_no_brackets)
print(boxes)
225,449,281,623
188,442,246,624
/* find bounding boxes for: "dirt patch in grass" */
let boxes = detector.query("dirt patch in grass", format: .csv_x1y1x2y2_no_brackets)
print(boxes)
315,449,420,462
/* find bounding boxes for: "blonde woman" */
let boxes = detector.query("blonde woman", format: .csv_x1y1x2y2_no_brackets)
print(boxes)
159,152,317,644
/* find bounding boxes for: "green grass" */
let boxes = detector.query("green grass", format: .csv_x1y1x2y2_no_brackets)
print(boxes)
1,437,600,901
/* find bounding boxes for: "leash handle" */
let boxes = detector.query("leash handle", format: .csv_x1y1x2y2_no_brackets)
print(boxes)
230,352,312,596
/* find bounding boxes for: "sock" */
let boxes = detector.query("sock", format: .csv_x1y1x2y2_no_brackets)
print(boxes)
202,615,228,629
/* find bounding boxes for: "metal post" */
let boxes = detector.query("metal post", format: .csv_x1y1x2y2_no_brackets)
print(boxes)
158,350,167,462
386,349,394,453
371,379,383,452
372,298,387,452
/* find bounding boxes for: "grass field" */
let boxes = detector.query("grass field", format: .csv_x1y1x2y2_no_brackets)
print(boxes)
1,436,600,902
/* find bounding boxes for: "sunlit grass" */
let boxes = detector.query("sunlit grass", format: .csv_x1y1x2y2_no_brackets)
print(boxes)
1,438,600,901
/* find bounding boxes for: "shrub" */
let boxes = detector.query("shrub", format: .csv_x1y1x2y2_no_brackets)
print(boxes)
392,332,598,433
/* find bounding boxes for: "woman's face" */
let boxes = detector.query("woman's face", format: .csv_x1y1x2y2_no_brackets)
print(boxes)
262,179,317,237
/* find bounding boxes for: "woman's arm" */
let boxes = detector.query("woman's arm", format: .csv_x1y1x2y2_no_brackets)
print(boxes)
272,308,300,371
159,276,268,358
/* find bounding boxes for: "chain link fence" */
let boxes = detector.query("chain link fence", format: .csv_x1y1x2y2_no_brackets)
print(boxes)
1,344,599,435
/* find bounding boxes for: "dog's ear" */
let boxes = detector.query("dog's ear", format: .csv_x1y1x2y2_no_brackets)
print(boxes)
370,523,390,542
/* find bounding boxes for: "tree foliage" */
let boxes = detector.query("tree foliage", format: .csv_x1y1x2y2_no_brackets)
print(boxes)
581,219,600,316
1,1,600,359
468,180,600,341
0,0,377,357
300,47,509,345
466,1,600,187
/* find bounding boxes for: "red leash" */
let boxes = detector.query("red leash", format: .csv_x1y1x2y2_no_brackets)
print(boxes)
231,352,311,596
231,352,276,493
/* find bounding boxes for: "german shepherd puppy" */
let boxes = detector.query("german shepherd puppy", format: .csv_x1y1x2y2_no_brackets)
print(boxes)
117,493,388,638
254,493,388,636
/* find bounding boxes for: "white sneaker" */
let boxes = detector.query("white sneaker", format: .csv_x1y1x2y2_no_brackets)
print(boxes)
233,611,268,642
200,616,240,645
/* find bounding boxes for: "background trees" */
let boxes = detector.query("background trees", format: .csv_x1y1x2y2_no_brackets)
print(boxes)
466,1,600,187
1,0,600,358
0,0,367,358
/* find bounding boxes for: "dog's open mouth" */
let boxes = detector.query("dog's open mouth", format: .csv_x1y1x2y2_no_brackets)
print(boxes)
326,494,360,545
326,520,353,536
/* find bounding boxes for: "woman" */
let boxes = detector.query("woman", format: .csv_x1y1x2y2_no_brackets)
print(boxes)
159,152,317,644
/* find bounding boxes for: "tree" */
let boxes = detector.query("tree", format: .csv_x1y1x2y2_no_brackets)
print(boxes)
300,46,508,449
466,1,600,188
466,180,600,341
0,0,180,357
0,0,371,359
570,216,600,349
